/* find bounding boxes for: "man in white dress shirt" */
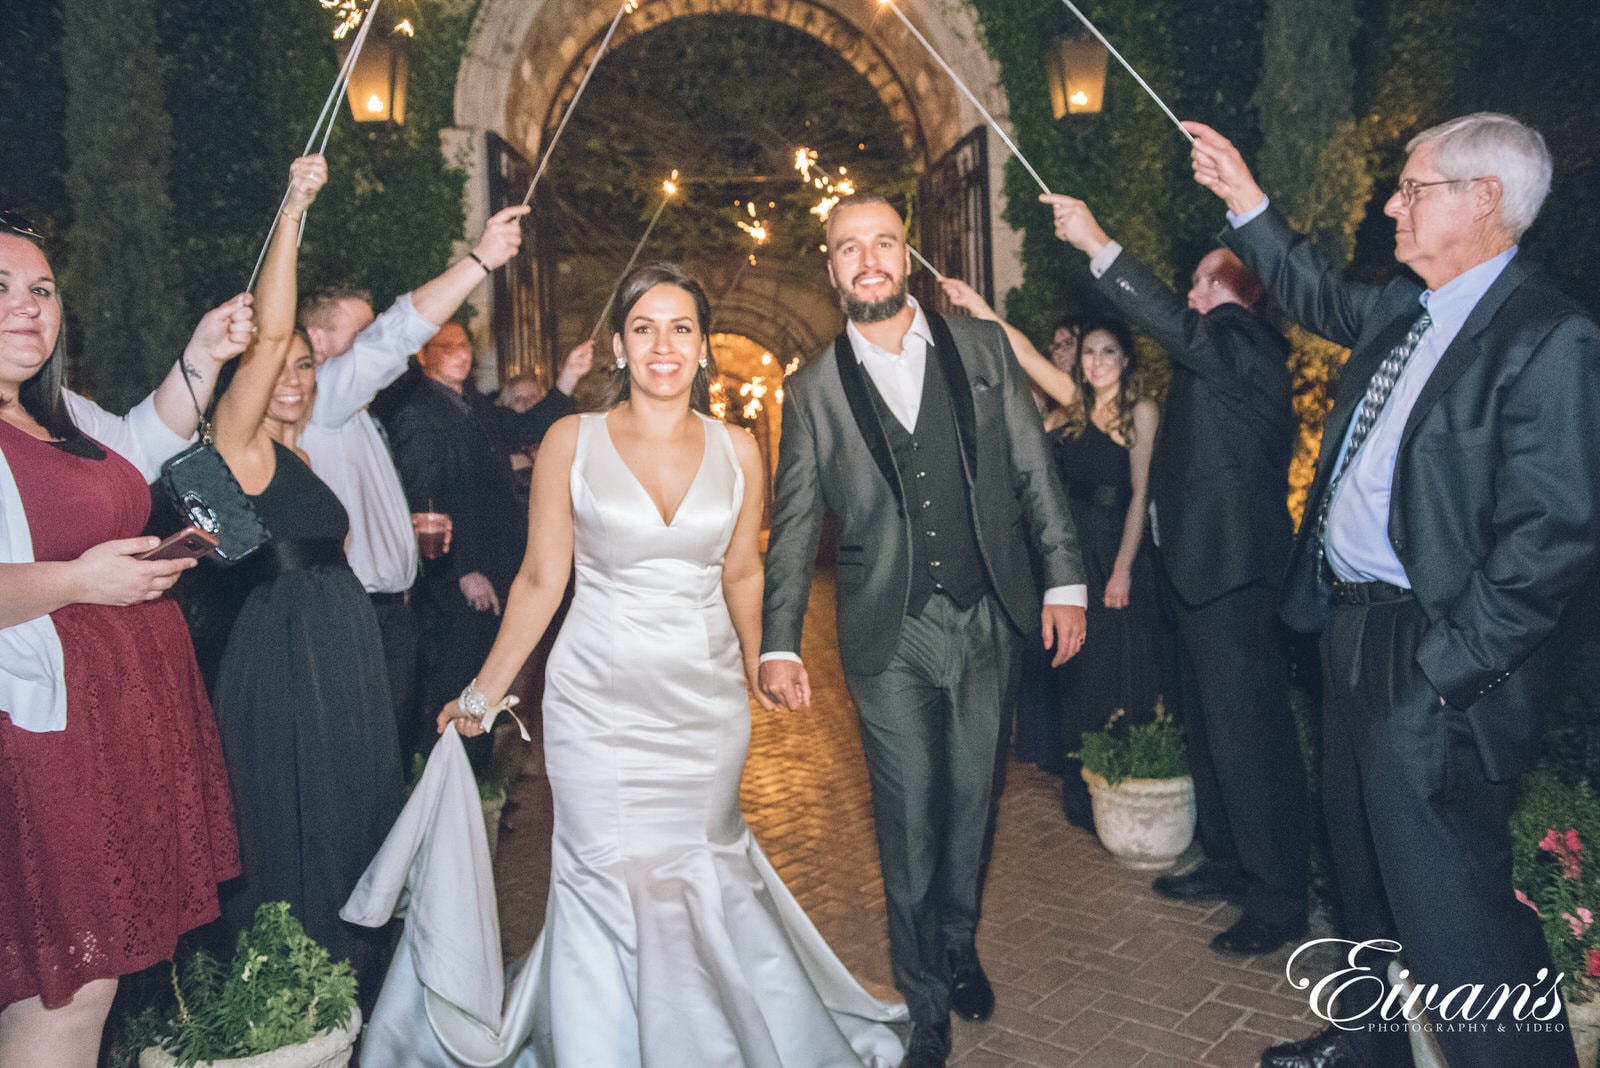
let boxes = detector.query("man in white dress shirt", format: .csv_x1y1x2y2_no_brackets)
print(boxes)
298,205,529,759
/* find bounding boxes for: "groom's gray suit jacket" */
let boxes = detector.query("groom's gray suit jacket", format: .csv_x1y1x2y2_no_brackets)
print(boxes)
762,310,1086,676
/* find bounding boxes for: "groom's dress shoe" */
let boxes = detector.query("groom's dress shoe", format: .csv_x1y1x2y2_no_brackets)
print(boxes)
903,1020,951,1068
1259,1025,1402,1068
947,947,994,1021
1210,913,1308,956
1152,864,1246,904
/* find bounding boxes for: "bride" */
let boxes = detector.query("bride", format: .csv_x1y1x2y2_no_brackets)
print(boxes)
439,263,906,1066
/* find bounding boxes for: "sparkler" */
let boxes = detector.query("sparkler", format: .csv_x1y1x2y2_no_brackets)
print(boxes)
876,0,1053,194
1056,0,1193,144
908,245,945,279
247,0,384,292
592,172,680,338
522,0,639,206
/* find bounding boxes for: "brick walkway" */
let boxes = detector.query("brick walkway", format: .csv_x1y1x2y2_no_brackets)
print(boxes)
491,575,1323,1066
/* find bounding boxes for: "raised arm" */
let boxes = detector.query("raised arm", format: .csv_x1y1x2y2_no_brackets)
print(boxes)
212,156,326,465
150,294,256,437
408,205,530,324
939,277,1078,409
438,413,580,734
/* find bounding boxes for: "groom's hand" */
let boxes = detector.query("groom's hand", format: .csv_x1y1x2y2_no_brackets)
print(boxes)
759,659,813,711
1042,604,1087,667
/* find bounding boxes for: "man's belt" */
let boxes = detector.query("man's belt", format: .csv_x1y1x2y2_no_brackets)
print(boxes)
1329,578,1413,605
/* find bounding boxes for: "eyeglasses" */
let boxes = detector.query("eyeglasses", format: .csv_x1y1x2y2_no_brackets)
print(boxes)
1396,177,1486,206
0,210,45,241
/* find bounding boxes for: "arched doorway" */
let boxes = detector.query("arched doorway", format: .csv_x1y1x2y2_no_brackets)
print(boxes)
451,0,1024,377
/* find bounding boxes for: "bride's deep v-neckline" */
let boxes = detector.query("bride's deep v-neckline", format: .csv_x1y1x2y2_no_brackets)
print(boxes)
601,413,708,527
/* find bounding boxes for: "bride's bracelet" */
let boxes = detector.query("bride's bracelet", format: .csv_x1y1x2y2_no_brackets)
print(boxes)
458,679,530,741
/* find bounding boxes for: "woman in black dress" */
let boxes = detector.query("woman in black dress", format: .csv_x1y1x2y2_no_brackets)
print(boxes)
208,156,403,982
938,281,1168,827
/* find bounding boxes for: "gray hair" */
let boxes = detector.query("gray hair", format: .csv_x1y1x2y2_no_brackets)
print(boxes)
1409,113,1551,240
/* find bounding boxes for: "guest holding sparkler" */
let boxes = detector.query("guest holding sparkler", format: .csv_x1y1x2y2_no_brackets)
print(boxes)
1042,191,1308,958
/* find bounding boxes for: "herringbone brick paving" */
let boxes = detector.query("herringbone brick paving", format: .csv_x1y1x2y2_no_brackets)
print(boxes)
493,574,1321,1066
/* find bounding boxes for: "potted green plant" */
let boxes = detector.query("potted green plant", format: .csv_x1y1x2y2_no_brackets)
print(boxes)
134,902,360,1068
1074,701,1195,870
1512,769,1600,1067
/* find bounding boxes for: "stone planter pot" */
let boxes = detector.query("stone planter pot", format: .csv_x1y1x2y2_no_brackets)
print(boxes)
1083,769,1196,870
1571,996,1600,1068
482,791,508,862
140,1008,361,1068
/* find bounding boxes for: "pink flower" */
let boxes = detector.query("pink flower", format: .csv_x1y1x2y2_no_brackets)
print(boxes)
1517,888,1541,916
1540,827,1584,882
1589,949,1600,979
1565,909,1593,939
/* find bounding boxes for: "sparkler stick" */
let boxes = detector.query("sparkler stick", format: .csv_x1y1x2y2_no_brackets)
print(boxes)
246,0,383,292
1056,0,1193,144
908,245,945,279
878,0,1053,194
592,175,679,338
522,0,637,207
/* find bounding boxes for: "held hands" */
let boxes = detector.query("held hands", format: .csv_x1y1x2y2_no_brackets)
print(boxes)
1041,603,1087,667
1181,122,1266,216
183,294,255,368
937,278,999,322
758,659,812,711
459,571,502,615
745,658,779,712
75,537,196,606
556,340,595,396
1037,195,1110,256
472,205,532,271
285,155,328,216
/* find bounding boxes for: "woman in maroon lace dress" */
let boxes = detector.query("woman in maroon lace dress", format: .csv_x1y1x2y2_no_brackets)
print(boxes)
0,213,249,1066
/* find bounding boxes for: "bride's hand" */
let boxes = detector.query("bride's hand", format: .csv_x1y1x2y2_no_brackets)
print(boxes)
437,699,486,737
746,659,779,712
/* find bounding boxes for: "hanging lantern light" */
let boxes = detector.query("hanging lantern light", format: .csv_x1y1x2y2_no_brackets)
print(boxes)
339,19,413,125
1045,33,1109,118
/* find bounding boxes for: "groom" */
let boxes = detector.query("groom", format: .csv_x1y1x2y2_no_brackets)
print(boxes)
760,196,1087,1067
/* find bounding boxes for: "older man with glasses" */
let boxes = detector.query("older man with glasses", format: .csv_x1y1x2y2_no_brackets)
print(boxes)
1187,112,1599,1068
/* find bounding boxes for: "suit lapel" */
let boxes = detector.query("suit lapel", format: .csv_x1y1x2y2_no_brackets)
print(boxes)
832,333,904,509
923,310,978,477
1398,256,1526,451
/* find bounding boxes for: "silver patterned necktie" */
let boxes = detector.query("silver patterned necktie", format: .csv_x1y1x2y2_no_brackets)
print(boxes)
1317,307,1433,552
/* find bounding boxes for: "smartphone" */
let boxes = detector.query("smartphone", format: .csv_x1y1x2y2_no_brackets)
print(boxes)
138,525,220,561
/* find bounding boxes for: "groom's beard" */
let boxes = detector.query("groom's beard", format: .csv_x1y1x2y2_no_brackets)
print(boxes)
839,275,909,324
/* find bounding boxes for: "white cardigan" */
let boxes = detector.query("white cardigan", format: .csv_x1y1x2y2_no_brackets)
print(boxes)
0,391,192,732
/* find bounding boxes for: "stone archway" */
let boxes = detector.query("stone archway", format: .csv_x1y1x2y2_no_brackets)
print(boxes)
450,0,1026,369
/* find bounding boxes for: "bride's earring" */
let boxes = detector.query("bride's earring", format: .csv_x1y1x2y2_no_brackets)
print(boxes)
698,352,709,369
616,355,627,370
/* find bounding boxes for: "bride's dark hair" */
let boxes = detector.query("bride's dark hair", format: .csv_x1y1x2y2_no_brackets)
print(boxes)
604,263,716,415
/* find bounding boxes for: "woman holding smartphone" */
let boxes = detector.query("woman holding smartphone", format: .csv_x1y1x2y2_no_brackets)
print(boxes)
0,212,251,1067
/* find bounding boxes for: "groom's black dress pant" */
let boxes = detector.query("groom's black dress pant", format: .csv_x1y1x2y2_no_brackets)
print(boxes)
844,592,1018,1026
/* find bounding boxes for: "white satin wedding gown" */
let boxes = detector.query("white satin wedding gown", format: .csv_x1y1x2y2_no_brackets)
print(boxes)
514,411,906,1067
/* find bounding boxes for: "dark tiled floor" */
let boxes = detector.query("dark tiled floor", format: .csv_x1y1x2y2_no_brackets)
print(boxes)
492,576,1321,1066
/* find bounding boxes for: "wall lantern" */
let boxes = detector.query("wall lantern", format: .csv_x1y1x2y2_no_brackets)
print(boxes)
339,19,413,125
1045,33,1109,118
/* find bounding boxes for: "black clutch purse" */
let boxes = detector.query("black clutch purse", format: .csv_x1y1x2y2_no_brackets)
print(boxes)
158,439,269,562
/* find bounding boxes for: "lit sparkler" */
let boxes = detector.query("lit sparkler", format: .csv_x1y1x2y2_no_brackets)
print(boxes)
522,0,639,206
592,171,680,338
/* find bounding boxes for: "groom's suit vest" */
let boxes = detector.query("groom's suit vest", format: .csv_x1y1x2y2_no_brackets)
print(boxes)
858,347,989,616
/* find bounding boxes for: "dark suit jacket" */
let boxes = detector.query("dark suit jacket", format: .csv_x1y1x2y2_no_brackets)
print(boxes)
1228,208,1600,779
385,379,573,600
762,310,1085,676
1097,251,1294,607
